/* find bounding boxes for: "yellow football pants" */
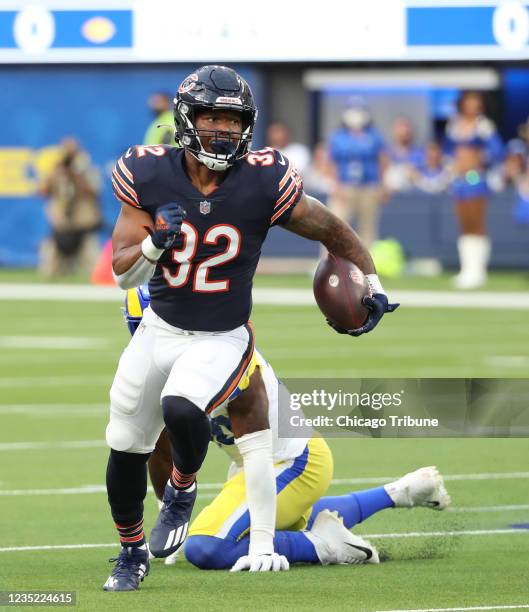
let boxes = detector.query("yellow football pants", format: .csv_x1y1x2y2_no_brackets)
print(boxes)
189,437,333,540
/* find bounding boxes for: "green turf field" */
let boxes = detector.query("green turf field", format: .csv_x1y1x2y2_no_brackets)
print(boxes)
1,267,529,292
1,277,528,611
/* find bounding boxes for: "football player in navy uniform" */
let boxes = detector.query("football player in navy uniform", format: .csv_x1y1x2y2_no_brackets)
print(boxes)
103,65,398,591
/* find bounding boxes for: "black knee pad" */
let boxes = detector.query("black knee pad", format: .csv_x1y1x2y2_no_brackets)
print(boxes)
161,396,211,474
162,396,208,431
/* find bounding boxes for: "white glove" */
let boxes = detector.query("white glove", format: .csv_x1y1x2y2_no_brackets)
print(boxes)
230,553,289,573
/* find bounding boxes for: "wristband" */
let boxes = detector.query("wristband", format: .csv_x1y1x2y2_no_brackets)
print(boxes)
366,273,385,296
141,234,165,263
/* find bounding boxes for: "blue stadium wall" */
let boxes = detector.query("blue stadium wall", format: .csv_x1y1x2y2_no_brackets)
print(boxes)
0,63,528,269
0,64,265,267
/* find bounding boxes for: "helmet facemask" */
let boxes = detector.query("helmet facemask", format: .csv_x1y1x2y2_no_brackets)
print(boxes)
175,100,255,171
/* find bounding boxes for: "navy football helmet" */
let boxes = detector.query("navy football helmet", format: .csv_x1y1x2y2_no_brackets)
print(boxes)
174,65,257,171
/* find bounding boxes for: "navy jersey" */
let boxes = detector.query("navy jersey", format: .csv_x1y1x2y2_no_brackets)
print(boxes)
112,145,303,331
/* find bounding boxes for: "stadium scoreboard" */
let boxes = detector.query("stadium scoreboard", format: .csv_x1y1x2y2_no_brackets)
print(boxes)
1,0,529,63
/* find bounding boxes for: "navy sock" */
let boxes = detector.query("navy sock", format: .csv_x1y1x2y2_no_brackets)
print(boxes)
308,486,394,530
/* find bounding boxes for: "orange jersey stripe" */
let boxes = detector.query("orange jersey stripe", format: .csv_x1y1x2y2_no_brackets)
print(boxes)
118,157,134,182
112,177,140,208
207,324,255,414
278,160,293,190
112,169,139,204
271,186,301,224
275,175,298,208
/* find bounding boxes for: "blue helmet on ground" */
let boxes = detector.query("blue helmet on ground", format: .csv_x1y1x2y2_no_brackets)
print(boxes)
124,285,151,335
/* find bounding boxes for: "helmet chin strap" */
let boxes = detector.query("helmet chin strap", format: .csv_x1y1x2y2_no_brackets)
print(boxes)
197,152,229,171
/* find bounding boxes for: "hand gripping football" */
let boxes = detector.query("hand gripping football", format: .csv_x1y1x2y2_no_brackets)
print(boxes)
313,254,370,330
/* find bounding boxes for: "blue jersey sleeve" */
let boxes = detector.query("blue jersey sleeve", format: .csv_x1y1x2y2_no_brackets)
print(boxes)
111,147,142,209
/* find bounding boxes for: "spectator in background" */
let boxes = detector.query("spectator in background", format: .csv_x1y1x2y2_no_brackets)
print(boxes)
504,116,529,184
302,142,337,203
143,92,175,145
39,137,102,278
412,141,452,194
327,97,387,247
384,116,424,193
505,117,529,226
266,121,311,176
444,91,504,289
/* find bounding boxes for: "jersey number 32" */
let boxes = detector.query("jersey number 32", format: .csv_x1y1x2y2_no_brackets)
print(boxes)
161,222,241,293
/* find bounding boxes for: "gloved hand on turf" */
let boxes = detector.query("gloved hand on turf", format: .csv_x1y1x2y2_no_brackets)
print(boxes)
150,203,186,249
230,553,290,572
327,293,399,337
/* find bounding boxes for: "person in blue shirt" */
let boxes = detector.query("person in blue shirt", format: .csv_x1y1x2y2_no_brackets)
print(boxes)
412,141,452,195
505,118,529,226
328,98,387,247
444,91,504,289
384,116,424,193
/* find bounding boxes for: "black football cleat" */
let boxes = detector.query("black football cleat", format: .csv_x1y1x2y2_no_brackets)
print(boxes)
149,482,196,558
103,546,149,592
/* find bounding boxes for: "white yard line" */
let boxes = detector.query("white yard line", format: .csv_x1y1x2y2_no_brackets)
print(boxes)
0,440,106,451
0,336,111,350
1,484,528,513
0,485,218,497
1,284,529,309
1,528,527,554
0,543,117,552
365,529,529,539
379,606,529,612
448,504,529,513
0,403,107,415
485,356,529,368
0,485,108,496
1,470,528,494
0,376,112,388
331,472,529,485
254,289,529,310
0,284,123,302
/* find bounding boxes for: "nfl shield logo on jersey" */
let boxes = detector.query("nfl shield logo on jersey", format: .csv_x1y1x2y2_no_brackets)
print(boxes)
199,200,211,215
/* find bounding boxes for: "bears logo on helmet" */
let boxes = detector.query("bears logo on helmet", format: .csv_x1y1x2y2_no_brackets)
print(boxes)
178,73,198,94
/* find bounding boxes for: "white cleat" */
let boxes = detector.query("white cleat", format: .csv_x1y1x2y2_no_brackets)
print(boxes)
164,549,179,565
306,510,379,566
147,545,178,565
384,466,451,510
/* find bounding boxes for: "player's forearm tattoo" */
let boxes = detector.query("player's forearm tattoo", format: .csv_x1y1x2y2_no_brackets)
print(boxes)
285,196,375,274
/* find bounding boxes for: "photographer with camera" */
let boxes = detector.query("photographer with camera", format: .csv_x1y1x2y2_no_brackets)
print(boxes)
39,137,102,278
